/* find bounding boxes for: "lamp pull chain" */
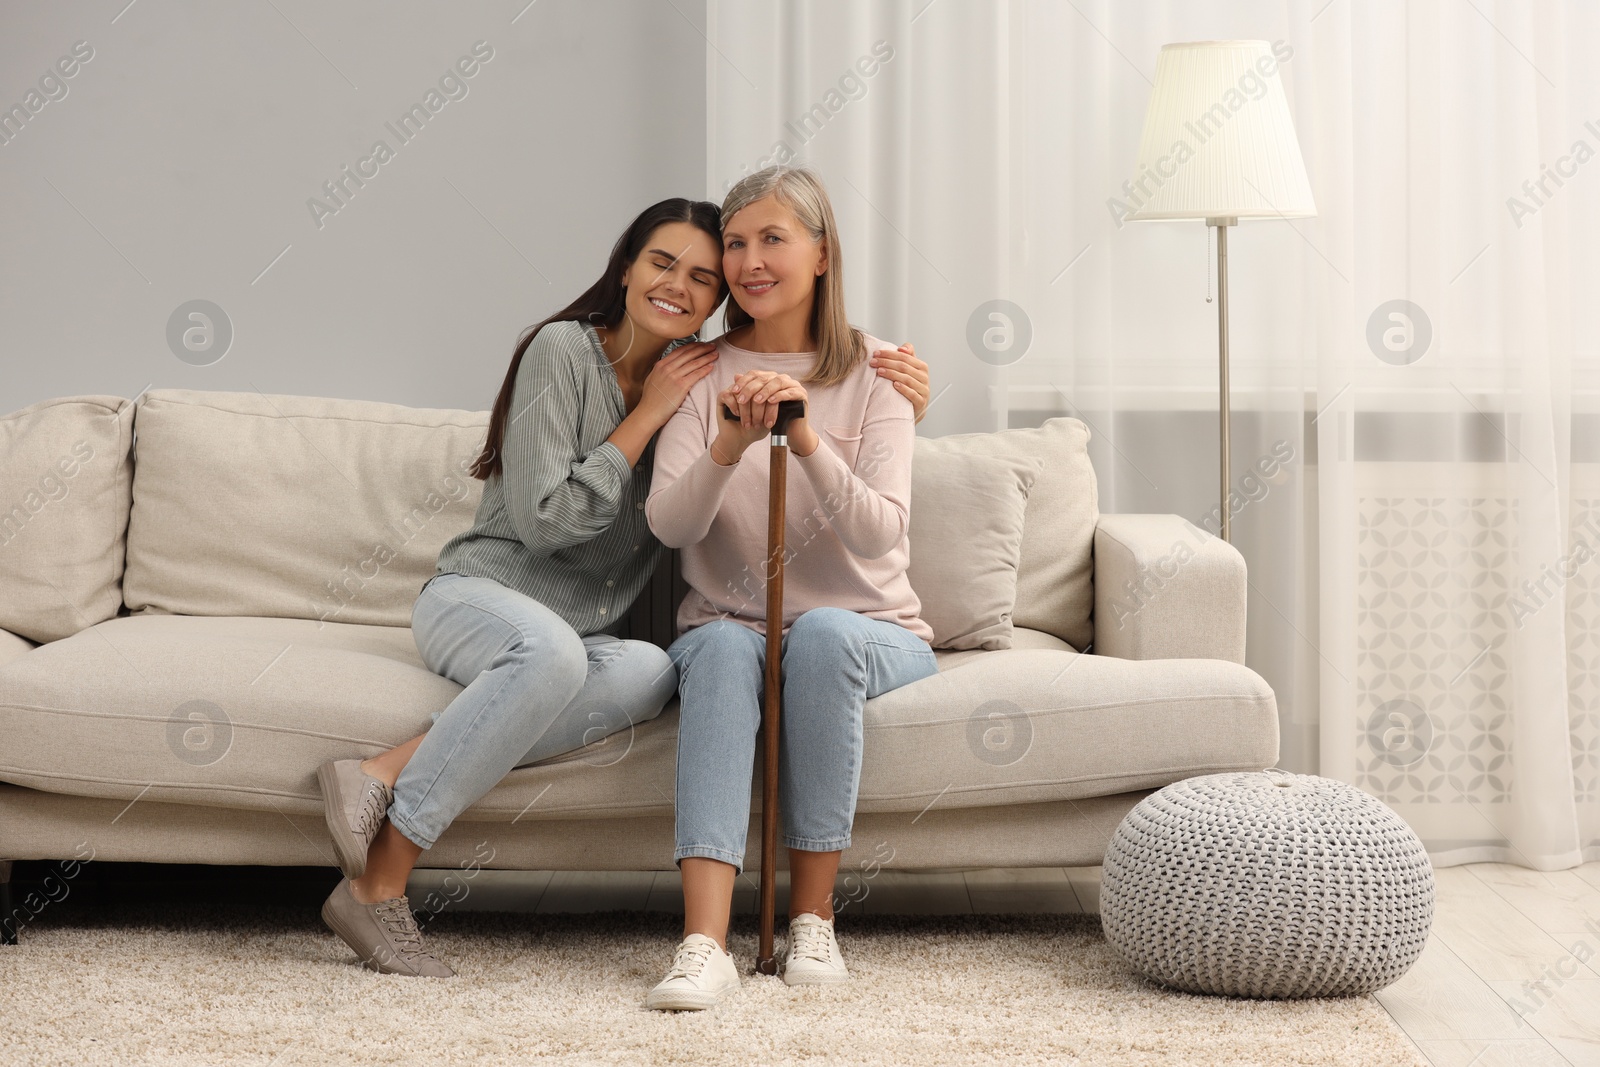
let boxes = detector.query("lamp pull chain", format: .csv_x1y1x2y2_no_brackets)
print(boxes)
1206,226,1214,304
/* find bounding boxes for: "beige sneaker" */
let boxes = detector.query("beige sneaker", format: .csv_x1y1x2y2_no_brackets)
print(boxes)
782,912,849,985
320,878,454,978
646,933,741,1011
317,759,392,880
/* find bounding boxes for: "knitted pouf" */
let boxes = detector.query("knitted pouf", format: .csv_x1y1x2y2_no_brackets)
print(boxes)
1099,768,1434,999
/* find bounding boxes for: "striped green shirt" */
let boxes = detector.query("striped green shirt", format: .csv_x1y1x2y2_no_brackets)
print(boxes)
432,318,680,636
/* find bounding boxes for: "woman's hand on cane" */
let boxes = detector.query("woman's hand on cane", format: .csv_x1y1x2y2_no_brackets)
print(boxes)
712,371,815,464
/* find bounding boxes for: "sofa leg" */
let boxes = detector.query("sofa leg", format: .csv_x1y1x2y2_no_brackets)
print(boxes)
0,862,15,945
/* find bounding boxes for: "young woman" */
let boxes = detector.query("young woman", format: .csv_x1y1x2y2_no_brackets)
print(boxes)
314,198,724,977
315,197,935,978
644,165,939,1011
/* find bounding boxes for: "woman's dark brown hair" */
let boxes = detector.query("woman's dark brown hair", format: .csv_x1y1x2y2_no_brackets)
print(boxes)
469,197,727,480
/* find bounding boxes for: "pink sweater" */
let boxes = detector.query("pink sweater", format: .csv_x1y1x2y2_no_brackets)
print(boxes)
646,330,932,643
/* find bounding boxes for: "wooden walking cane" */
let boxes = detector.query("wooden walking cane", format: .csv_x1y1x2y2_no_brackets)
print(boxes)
722,396,806,976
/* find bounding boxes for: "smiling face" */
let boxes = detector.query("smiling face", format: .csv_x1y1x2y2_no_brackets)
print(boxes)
721,195,827,323
619,221,725,340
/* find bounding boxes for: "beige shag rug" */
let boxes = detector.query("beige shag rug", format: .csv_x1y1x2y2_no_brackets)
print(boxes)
0,906,1426,1066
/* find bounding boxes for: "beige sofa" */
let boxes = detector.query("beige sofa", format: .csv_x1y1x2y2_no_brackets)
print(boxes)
0,389,1278,928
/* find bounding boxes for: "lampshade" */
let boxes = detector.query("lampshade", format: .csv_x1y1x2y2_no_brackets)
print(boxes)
1125,40,1315,221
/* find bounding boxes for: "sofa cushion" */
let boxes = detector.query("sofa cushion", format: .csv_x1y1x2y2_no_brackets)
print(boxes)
0,628,35,670
122,390,489,627
907,447,1039,649
856,648,1277,811
932,625,1071,673
0,614,680,819
0,615,1276,821
0,395,135,644
915,417,1096,650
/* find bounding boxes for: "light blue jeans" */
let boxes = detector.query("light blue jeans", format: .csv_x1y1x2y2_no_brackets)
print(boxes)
389,571,678,850
666,606,939,872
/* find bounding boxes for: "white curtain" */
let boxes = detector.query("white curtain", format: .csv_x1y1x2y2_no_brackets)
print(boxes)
705,0,1598,870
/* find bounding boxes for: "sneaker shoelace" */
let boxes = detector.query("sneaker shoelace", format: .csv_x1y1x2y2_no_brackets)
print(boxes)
373,897,438,962
353,779,391,838
789,919,835,964
665,939,717,981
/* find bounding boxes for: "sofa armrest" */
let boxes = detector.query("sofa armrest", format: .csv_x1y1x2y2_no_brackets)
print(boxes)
1093,513,1246,664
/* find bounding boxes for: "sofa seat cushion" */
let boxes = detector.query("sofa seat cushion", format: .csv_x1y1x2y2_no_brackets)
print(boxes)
0,614,461,812
855,648,1278,812
0,615,1277,823
0,613,685,821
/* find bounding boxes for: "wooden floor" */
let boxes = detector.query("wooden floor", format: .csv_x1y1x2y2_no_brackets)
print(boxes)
411,860,1600,1066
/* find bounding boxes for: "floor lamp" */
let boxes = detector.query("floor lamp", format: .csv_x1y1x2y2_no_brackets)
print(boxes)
1125,40,1316,543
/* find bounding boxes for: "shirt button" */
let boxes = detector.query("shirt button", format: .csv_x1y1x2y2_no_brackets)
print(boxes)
598,607,608,615
636,502,644,510
633,545,641,552
606,579,614,587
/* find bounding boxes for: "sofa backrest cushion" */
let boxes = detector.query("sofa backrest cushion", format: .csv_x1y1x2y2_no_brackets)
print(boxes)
123,390,488,627
907,446,1040,650
915,417,1097,650
0,395,135,643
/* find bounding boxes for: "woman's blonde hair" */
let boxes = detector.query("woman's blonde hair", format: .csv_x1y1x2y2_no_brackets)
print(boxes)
720,164,864,387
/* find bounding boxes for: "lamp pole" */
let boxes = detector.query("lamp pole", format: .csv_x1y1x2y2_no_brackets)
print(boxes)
1210,216,1235,544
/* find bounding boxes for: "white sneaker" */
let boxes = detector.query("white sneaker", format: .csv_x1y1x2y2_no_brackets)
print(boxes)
646,933,741,1011
782,912,850,986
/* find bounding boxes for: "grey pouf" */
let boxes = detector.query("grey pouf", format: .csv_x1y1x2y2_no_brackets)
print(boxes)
1099,769,1434,999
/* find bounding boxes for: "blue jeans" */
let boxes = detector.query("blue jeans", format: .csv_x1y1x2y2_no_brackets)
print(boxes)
666,606,939,872
390,571,678,850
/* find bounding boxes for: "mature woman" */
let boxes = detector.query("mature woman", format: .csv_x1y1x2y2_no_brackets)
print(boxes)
645,165,939,1010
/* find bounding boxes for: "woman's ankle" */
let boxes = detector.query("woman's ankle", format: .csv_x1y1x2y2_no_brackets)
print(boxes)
349,872,405,905
358,757,400,789
359,735,426,789
353,823,423,903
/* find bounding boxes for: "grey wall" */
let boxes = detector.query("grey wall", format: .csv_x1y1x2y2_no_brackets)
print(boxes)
0,0,707,414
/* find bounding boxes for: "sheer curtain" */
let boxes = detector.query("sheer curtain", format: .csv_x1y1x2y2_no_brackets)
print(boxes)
704,0,1598,869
